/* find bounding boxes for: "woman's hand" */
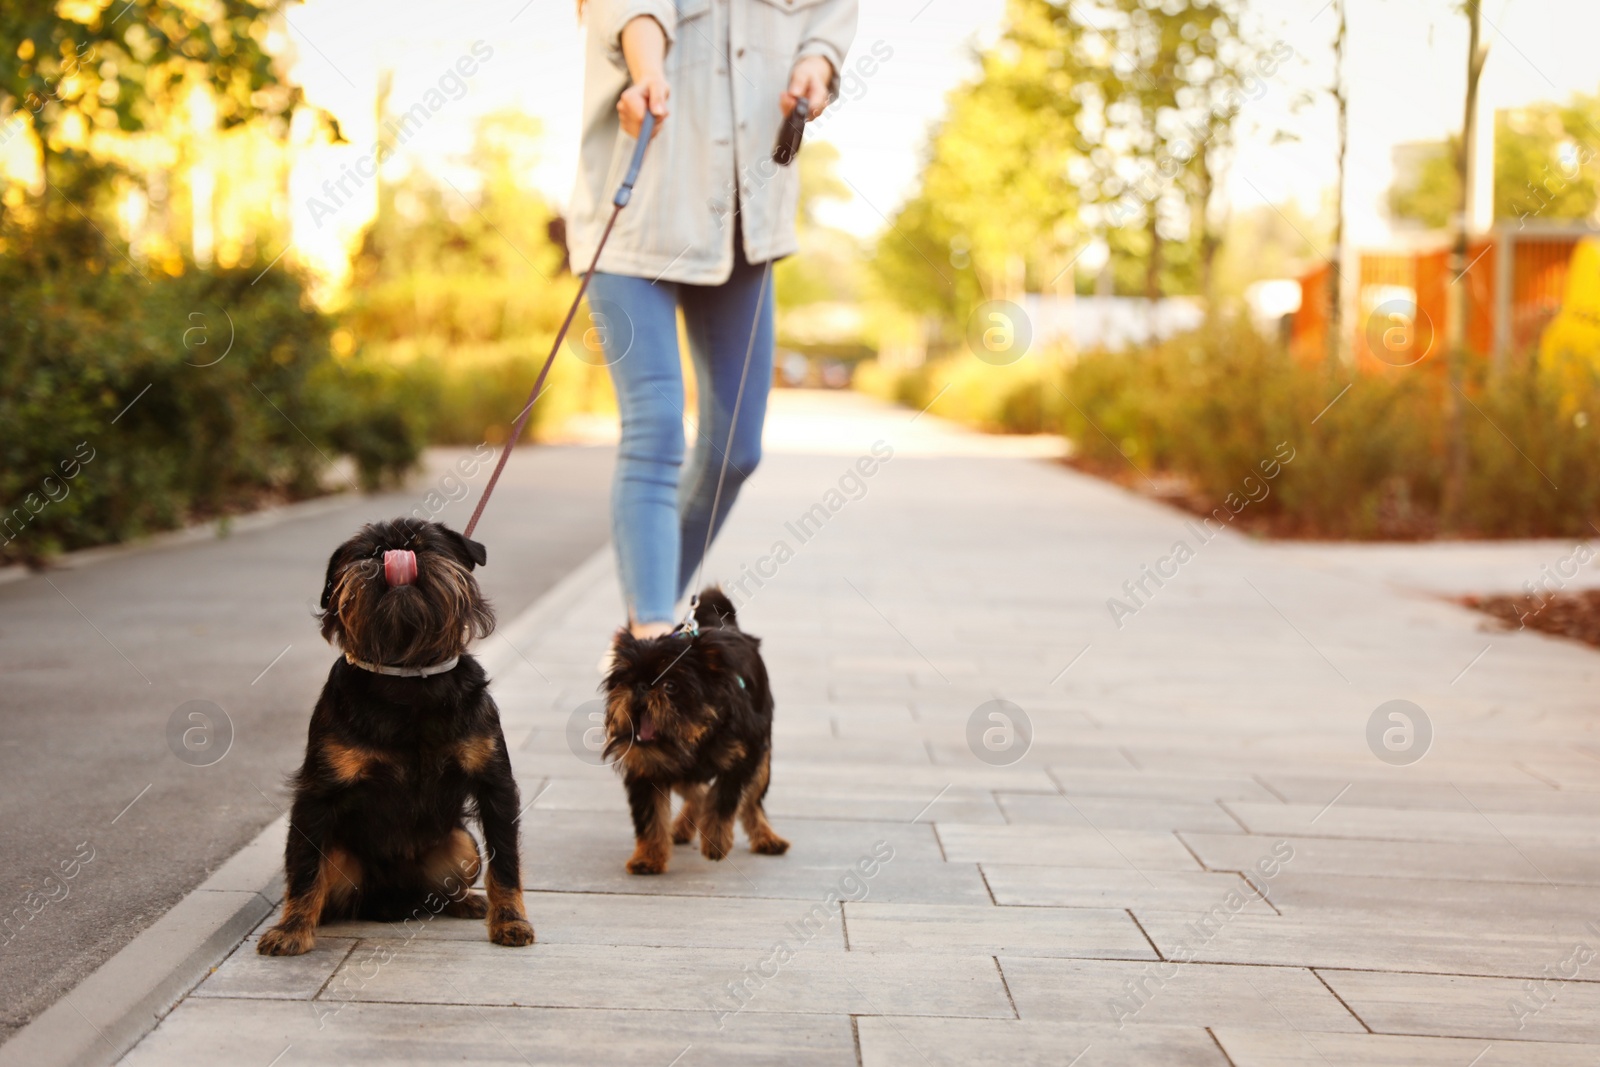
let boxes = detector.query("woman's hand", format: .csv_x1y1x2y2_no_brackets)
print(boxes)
782,55,834,120
617,16,669,139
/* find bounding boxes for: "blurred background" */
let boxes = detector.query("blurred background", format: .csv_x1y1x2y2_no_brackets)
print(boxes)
6,0,1600,562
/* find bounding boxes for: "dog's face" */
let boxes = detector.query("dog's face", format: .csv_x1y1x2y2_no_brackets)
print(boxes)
602,630,720,770
319,518,493,667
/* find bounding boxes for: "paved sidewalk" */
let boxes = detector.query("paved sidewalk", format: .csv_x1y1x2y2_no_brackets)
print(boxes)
115,392,1600,1065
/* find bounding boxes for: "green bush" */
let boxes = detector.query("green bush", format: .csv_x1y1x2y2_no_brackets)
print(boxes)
1059,319,1600,539
0,255,423,563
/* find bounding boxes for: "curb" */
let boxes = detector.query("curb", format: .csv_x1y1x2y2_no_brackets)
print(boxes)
0,818,286,1067
0,544,614,1066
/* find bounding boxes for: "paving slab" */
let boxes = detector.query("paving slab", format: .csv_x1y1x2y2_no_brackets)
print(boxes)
321,942,1015,1019
1252,775,1597,815
981,865,1276,913
1214,1027,1600,1066
1182,831,1596,884
1319,968,1600,1043
858,1018,1228,1066
1133,910,1578,980
998,793,1243,834
1044,768,1283,804
999,957,1366,1031
1249,871,1600,923
936,823,1202,871
843,901,1156,959
193,936,355,1000
1225,800,1600,847
121,999,855,1066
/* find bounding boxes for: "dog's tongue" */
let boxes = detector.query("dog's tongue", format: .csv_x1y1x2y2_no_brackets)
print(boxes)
383,549,418,587
638,711,657,742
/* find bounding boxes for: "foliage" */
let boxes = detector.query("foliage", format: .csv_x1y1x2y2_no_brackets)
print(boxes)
1388,94,1600,229
0,242,420,564
1058,320,1600,538
0,0,299,224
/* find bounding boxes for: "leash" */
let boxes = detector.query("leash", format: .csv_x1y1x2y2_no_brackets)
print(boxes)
678,96,810,636
462,111,658,540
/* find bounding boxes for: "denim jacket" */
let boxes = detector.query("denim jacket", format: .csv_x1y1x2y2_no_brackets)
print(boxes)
569,0,857,285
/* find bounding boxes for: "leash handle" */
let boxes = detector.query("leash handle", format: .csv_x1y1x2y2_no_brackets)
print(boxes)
614,111,656,208
772,96,808,167
463,112,658,540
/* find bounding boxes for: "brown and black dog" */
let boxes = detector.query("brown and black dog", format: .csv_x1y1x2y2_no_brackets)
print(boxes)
258,518,534,955
602,588,788,875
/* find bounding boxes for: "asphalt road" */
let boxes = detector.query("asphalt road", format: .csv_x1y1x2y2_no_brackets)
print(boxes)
0,444,614,1041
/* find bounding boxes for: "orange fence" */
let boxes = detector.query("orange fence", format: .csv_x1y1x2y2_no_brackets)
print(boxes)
1292,225,1592,370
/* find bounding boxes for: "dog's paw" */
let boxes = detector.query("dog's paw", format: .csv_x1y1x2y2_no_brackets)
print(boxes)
626,854,667,875
257,925,314,957
489,918,536,947
671,822,695,845
750,832,790,855
443,891,489,919
700,827,733,861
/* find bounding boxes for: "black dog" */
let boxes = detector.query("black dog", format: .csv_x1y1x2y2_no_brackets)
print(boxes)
602,588,788,874
258,518,534,955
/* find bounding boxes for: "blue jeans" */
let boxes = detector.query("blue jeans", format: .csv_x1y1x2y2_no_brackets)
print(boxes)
588,244,774,625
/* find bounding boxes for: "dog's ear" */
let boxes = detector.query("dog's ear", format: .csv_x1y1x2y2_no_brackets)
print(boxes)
320,544,347,610
434,524,488,570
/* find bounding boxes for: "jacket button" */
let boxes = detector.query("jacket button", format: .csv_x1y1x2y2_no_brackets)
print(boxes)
736,48,745,58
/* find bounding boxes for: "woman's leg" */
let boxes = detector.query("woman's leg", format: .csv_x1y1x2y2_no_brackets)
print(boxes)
675,242,776,600
587,271,685,627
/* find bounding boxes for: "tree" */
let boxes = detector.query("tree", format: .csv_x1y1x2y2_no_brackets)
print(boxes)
873,0,1079,336
0,1,298,237
1069,0,1253,304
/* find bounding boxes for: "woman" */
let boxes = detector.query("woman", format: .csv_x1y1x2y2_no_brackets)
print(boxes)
571,0,858,638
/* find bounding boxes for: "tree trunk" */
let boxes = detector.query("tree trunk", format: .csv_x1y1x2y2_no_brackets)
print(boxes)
1327,0,1348,370
1144,207,1162,304
1196,139,1219,318
1442,3,1488,530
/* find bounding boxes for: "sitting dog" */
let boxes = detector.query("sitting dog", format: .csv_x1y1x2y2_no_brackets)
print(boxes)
258,518,535,955
602,588,788,874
